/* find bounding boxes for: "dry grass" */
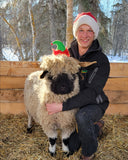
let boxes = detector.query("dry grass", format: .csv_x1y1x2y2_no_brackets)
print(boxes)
0,113,128,160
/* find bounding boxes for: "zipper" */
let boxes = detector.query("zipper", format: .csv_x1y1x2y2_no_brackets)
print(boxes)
88,67,98,84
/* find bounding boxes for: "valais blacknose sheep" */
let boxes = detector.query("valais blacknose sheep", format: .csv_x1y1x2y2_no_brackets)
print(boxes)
24,54,96,156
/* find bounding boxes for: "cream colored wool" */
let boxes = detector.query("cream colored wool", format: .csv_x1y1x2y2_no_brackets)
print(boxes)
24,55,81,139
40,54,80,78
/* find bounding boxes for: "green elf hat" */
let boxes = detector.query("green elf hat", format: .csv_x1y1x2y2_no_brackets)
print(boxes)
51,40,70,57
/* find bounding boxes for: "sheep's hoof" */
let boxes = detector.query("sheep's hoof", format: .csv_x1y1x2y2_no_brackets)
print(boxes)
63,152,73,157
27,126,33,133
49,150,56,157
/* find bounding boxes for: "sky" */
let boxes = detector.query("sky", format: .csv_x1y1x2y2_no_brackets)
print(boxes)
99,0,116,17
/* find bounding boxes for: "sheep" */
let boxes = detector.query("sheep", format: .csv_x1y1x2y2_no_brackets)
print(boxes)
24,54,96,156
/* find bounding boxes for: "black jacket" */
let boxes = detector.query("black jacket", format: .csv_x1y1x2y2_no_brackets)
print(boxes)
63,39,110,113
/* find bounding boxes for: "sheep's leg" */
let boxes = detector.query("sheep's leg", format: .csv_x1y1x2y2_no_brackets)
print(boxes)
47,130,58,156
48,137,57,156
27,112,33,133
61,132,70,154
62,138,70,153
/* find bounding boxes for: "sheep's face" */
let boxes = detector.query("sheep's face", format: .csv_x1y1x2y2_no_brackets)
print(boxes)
40,71,77,95
39,54,96,97
51,73,75,94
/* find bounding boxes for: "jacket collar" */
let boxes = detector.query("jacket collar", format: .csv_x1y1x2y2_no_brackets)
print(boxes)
69,39,102,59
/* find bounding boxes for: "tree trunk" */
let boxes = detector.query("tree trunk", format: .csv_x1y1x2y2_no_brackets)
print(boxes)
28,0,36,61
48,0,56,42
0,22,3,60
66,0,73,48
1,15,24,60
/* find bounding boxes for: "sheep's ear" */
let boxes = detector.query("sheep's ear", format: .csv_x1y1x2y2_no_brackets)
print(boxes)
79,61,97,67
40,71,48,79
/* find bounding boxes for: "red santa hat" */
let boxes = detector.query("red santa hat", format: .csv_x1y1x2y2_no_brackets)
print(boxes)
73,12,99,39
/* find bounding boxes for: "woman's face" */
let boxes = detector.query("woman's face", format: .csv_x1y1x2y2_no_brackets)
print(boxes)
76,24,95,54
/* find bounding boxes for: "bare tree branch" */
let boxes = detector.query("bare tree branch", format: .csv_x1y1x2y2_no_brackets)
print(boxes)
0,14,24,60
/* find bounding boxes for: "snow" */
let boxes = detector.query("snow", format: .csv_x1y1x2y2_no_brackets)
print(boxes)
107,55,128,63
2,48,19,61
2,47,128,63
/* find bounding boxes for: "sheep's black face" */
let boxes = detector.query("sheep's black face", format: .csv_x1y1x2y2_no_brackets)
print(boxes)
50,73,75,95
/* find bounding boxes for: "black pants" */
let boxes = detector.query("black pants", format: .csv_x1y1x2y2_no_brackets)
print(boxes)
75,104,104,157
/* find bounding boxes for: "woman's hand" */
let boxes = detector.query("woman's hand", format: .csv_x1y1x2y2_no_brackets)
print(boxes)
46,103,63,115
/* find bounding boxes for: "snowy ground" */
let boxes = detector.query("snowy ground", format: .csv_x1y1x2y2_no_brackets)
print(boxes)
2,48,19,61
2,48,128,62
107,55,128,63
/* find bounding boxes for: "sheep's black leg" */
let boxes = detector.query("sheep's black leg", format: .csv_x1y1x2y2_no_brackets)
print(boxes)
27,125,33,133
49,137,57,156
27,112,33,133
62,137,70,155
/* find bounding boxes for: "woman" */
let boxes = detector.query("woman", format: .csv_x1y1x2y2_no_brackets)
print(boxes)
46,12,110,160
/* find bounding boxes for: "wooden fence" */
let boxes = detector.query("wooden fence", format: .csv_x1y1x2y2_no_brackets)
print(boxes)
0,61,128,115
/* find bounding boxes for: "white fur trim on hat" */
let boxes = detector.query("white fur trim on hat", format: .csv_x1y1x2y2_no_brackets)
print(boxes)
73,14,99,39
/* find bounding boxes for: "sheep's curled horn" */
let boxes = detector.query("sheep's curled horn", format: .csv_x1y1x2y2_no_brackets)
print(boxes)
77,60,97,68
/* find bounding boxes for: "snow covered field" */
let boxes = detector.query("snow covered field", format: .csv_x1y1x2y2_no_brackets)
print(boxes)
2,48,128,62
107,55,128,63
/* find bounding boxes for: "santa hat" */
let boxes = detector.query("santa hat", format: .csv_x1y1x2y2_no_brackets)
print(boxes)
73,12,99,39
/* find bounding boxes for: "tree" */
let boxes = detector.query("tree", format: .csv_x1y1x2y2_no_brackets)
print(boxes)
28,0,36,61
66,0,73,48
112,0,128,56
2,0,127,61
0,14,23,60
0,21,3,60
48,0,56,42
1,0,67,61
